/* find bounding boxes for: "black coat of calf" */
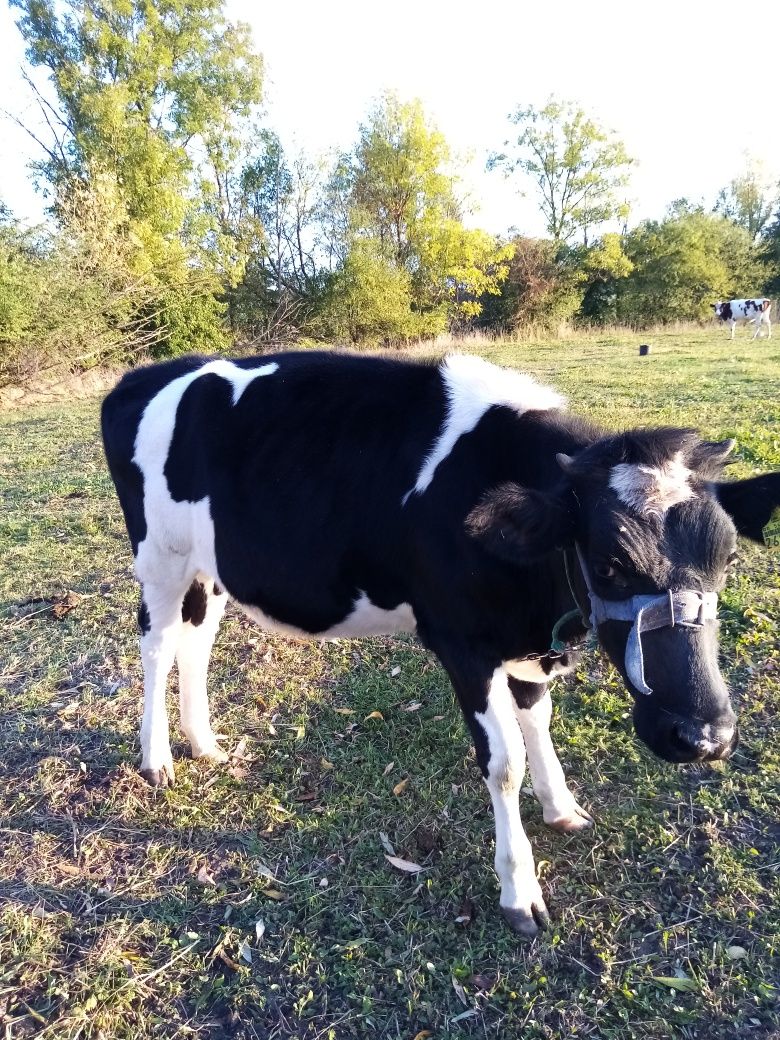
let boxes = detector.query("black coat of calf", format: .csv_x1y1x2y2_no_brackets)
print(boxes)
101,350,780,935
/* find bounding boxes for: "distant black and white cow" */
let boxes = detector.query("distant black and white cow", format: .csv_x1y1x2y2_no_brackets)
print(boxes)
712,298,772,339
101,352,780,935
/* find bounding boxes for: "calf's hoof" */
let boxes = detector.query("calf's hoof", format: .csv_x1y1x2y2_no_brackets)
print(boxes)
191,743,229,765
501,901,551,937
546,803,594,834
140,764,175,787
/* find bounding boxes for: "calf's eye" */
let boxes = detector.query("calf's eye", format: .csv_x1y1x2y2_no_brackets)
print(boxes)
594,563,617,581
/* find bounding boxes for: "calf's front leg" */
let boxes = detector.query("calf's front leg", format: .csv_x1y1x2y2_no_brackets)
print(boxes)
432,642,549,936
510,679,593,833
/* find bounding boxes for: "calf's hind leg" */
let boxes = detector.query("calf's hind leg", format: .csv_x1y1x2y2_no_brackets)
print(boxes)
177,578,228,763
138,578,189,787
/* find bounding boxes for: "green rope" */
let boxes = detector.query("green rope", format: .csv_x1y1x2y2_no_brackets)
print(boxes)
549,608,586,653
547,547,596,655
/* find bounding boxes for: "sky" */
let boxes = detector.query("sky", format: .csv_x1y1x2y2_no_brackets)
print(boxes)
2,0,780,236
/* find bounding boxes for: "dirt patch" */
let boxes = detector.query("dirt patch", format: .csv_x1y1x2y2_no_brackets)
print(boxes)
0,366,125,411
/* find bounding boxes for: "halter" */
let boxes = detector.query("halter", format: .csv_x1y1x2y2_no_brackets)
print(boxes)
573,544,718,696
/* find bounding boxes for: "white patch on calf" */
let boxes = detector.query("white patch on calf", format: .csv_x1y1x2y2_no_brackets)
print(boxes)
239,591,416,640
132,359,278,779
133,359,278,584
504,658,575,684
404,355,565,502
609,452,695,516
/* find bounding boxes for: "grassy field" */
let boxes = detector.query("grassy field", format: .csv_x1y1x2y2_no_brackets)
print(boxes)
1,328,779,1040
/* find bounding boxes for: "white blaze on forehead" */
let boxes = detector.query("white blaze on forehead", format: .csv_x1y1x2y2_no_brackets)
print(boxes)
609,452,695,515
405,355,565,502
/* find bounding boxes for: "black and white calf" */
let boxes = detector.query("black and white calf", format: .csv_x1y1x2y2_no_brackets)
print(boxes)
101,351,780,935
712,298,772,339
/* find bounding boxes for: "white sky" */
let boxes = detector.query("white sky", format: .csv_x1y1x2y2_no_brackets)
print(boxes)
2,0,780,235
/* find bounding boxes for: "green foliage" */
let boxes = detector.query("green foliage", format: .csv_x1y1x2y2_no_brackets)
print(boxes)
319,239,430,344
338,93,512,335
0,179,182,384
480,236,582,330
715,158,778,240
229,132,330,341
615,210,766,324
9,0,262,356
490,97,633,244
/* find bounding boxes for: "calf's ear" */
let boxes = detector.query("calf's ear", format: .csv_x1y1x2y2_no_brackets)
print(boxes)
715,472,780,543
466,483,575,564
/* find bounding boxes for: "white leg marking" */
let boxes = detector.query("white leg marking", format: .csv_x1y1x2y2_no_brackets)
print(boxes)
514,690,593,833
139,580,189,784
475,668,547,933
730,320,736,340
177,580,228,761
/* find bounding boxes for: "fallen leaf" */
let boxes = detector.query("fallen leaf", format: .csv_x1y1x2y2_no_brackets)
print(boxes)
295,790,317,801
261,888,285,900
726,945,748,961
651,975,699,993
51,591,82,619
228,764,249,780
238,939,253,964
402,701,423,712
432,715,445,721
390,666,401,677
451,1009,479,1024
469,974,494,992
320,757,335,770
218,949,241,971
333,707,354,715
454,897,474,925
282,724,305,739
319,876,329,888
415,826,437,854
452,975,469,1006
393,778,409,796
255,919,266,942
379,831,396,856
31,905,48,920
364,710,384,721
231,736,249,760
196,865,216,887
382,761,395,776
412,1032,433,1040
385,854,424,873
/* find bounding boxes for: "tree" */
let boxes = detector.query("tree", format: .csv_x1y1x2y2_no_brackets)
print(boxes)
231,131,330,339
479,237,583,331
715,158,777,240
321,239,420,344
10,0,263,353
489,97,633,245
0,182,167,384
341,93,512,333
615,211,764,324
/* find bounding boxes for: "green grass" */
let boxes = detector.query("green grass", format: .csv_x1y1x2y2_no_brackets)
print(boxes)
1,328,779,1039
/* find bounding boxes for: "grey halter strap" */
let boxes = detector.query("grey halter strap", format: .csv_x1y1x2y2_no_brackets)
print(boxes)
574,544,718,696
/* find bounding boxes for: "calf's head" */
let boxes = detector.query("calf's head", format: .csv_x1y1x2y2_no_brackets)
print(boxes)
469,428,780,765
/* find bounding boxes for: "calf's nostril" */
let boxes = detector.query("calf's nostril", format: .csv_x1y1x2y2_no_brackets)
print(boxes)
669,724,700,758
